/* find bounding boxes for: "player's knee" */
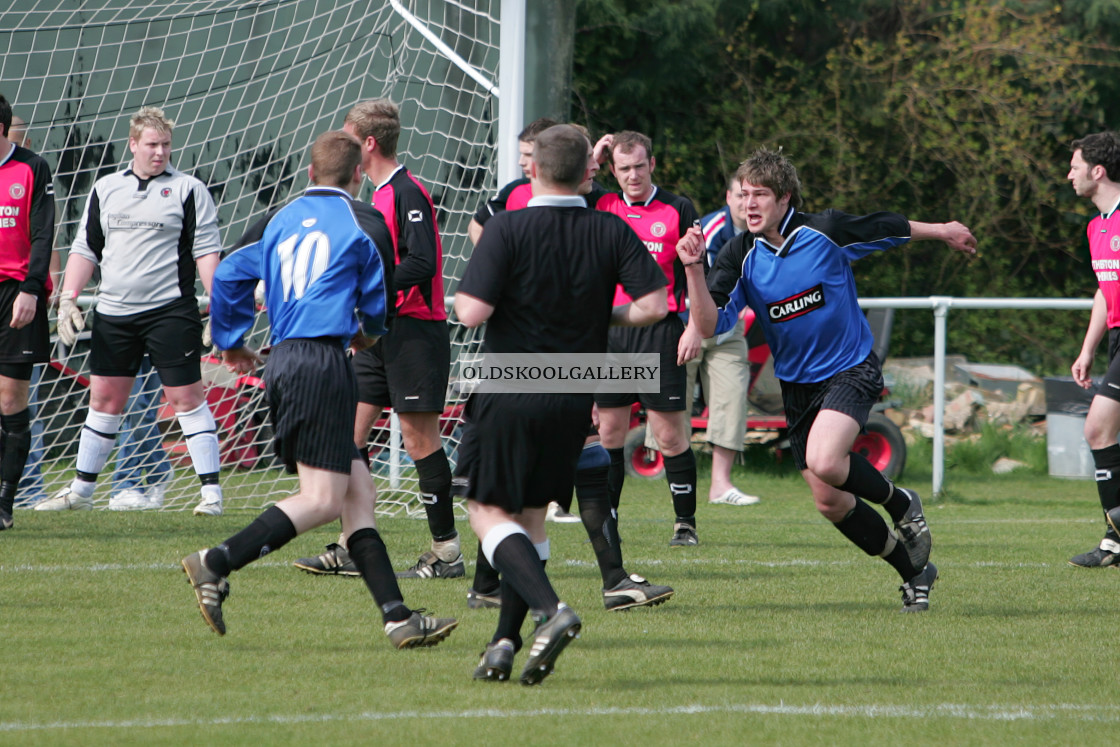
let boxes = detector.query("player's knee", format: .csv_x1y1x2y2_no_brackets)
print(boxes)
805,452,846,486
813,488,853,522
0,391,27,415
596,414,627,446
302,489,345,519
651,421,690,455
1084,416,1120,450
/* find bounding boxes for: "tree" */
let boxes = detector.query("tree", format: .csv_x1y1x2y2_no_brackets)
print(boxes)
574,0,1102,372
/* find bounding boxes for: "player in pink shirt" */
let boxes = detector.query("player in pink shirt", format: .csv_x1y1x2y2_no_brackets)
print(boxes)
1069,131,1120,567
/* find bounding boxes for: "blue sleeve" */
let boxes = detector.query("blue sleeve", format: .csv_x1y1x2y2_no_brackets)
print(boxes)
707,233,749,335
210,241,263,350
713,279,746,335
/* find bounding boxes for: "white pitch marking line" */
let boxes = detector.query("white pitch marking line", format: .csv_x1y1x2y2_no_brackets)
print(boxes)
3,702,1120,732
0,557,1064,573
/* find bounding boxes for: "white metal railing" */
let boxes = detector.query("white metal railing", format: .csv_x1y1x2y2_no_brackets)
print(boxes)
859,297,1094,496
72,293,1088,496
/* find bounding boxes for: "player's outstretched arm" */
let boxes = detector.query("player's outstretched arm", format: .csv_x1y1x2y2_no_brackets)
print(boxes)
908,220,977,255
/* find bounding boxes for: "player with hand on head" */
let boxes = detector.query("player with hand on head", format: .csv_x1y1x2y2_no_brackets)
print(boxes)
35,106,227,516
684,147,976,612
593,130,704,548
0,95,56,529
182,130,457,648
467,117,558,246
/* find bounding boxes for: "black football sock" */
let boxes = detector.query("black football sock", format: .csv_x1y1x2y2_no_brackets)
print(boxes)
839,451,909,523
606,447,625,511
491,561,547,650
1092,444,1120,543
833,498,916,580
472,541,501,594
663,448,697,524
415,449,457,543
0,408,31,515
576,464,627,588
348,526,410,623
490,533,559,615
0,481,14,518
205,505,297,576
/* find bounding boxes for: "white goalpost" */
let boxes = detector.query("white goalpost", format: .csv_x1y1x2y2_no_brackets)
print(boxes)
0,0,509,515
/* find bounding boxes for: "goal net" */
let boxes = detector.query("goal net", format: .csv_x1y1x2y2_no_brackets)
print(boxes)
0,0,500,515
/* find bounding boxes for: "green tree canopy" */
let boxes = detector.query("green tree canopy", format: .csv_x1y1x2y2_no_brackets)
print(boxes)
574,0,1114,373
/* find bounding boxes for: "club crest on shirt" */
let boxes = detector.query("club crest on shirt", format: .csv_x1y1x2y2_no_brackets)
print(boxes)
650,222,667,238
160,188,172,198
9,183,24,199
768,284,825,322
1112,235,1120,252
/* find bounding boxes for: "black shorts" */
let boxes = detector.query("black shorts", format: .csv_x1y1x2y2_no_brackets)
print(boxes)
594,314,687,412
454,392,592,513
0,279,49,367
264,337,362,475
1098,329,1120,403
780,351,884,472
352,316,450,412
90,297,203,387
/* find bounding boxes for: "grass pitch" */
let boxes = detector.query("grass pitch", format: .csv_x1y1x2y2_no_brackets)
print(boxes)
2,457,1115,745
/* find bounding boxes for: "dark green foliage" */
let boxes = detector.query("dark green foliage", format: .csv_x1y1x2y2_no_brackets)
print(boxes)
574,0,1120,373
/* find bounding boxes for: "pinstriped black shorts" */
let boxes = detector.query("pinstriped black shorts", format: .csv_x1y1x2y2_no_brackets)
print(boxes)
263,337,362,475
779,351,884,471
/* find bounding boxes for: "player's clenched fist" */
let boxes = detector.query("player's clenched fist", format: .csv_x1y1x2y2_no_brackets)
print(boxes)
675,225,705,267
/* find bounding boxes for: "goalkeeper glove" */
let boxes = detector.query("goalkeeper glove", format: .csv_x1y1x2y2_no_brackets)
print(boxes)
57,294,84,346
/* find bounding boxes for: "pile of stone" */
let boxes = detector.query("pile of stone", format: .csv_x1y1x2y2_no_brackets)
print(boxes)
881,357,1052,473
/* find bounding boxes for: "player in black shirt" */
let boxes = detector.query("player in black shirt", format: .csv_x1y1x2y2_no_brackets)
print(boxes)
465,125,672,612
455,125,667,684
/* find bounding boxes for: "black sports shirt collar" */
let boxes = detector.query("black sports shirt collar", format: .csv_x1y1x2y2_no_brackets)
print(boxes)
124,165,171,191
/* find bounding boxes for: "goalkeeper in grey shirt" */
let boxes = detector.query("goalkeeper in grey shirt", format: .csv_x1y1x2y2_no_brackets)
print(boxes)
36,106,226,516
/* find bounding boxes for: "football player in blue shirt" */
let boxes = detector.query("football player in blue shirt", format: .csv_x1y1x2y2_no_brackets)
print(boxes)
181,130,457,648
682,147,975,612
